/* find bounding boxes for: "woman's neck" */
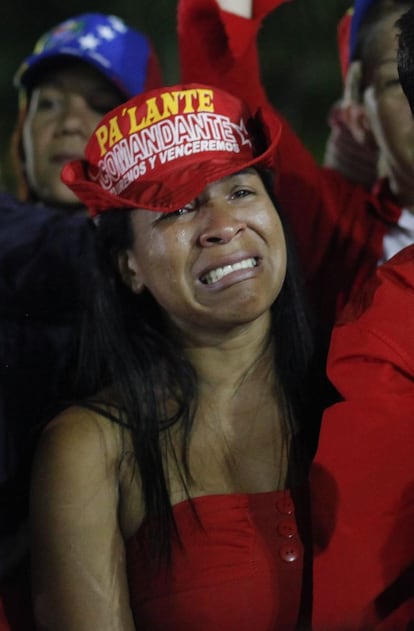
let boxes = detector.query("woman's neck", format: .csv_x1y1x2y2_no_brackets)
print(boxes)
178,314,275,392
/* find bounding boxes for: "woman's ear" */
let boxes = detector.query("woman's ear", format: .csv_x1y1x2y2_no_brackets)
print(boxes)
340,61,374,145
342,100,375,146
117,250,145,294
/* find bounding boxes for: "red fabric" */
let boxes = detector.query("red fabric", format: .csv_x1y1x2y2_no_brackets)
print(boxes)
126,491,307,630
62,84,281,217
178,0,402,329
143,45,164,91
311,246,414,630
0,601,9,631
337,10,353,82
178,0,282,113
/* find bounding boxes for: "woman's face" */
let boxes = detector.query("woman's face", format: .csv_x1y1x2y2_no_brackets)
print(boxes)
22,61,124,209
121,169,287,337
361,10,414,197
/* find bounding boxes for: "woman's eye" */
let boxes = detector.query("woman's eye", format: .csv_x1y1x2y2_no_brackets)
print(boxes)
376,75,401,92
158,205,195,221
36,96,61,112
172,206,195,217
231,188,254,199
384,78,401,88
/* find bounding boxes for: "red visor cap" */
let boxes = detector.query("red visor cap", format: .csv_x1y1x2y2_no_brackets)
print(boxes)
61,83,281,217
337,9,353,81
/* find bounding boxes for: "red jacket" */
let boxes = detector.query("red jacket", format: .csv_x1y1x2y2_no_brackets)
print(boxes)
311,245,414,629
178,0,402,329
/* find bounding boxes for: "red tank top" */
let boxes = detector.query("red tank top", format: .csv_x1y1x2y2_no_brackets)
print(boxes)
126,490,306,630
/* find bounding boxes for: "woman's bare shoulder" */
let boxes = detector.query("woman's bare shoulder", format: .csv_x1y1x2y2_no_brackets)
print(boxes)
30,404,138,631
33,402,125,486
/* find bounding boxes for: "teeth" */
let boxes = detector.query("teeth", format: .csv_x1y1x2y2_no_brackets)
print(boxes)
201,257,257,285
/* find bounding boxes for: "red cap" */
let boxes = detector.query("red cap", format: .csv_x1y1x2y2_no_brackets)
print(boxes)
337,9,353,81
61,83,281,217
337,0,379,81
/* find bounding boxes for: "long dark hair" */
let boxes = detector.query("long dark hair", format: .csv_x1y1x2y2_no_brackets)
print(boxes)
397,6,414,113
74,168,322,565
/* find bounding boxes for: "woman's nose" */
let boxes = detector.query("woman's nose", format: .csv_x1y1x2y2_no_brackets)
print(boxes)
198,203,247,247
57,98,92,135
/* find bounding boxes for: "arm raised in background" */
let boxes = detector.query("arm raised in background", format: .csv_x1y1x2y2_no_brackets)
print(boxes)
30,407,137,631
177,0,384,327
178,0,291,112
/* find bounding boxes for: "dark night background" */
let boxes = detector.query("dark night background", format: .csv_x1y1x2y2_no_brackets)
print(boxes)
0,0,350,190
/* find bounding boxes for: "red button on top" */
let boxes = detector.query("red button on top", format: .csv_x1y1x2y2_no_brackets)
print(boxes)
277,519,297,539
279,543,300,563
275,495,294,515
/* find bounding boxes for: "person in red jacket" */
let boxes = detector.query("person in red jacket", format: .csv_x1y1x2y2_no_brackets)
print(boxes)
177,2,414,628
177,0,414,335
311,6,414,629
310,251,414,629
